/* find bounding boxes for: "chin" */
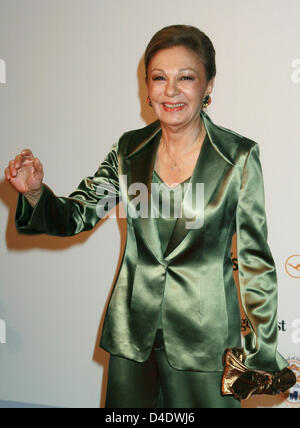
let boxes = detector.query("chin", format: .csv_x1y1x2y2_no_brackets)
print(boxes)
159,115,193,129
157,111,186,125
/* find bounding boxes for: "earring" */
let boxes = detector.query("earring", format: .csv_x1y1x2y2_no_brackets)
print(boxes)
202,95,212,109
147,96,153,107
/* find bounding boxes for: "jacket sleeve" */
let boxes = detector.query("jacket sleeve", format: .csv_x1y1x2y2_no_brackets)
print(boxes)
236,142,288,372
15,141,121,236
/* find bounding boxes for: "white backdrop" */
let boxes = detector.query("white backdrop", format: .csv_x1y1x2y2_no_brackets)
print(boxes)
0,0,299,408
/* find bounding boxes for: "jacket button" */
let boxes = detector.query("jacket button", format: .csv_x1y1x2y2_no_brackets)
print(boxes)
161,261,168,270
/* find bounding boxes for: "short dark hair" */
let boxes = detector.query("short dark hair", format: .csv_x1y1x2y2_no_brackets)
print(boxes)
144,25,216,82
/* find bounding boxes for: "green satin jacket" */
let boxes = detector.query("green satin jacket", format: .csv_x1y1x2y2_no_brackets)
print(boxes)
15,110,288,372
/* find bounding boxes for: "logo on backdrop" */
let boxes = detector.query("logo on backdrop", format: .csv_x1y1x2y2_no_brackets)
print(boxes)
291,319,300,345
285,255,300,278
0,58,6,84
283,357,300,407
241,318,288,334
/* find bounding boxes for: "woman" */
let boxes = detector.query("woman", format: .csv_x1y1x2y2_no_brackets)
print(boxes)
5,25,289,408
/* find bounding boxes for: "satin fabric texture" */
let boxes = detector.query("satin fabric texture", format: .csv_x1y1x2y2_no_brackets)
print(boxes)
152,165,193,329
15,110,288,373
105,328,240,408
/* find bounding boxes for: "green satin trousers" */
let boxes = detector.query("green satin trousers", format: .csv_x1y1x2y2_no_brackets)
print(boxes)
105,329,240,409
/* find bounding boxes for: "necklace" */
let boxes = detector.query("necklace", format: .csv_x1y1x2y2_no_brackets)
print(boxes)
160,123,203,172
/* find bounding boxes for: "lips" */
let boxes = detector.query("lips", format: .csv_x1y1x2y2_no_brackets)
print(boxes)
162,102,185,112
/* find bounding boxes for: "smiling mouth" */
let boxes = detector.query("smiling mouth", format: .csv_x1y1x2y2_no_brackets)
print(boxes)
163,103,185,108
162,103,185,111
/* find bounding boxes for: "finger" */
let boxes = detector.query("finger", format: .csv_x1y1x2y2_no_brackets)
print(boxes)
32,157,41,172
4,167,11,181
21,149,34,158
9,160,18,178
14,154,24,169
33,157,43,171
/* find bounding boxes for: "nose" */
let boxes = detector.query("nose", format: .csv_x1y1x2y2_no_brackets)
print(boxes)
165,77,180,97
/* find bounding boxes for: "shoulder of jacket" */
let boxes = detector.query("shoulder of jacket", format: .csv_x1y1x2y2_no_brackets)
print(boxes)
116,120,161,157
214,121,258,151
202,111,259,166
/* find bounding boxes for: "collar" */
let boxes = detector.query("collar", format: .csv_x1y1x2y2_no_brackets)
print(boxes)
124,110,240,166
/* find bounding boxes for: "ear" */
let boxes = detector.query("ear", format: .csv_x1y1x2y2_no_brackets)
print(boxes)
206,77,215,95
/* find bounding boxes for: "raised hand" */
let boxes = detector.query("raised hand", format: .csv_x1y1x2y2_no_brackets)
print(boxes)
5,149,44,194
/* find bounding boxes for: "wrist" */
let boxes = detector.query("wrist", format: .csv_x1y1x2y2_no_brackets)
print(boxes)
23,185,44,207
23,185,43,197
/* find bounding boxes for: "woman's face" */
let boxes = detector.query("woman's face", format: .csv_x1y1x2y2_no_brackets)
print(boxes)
147,45,214,129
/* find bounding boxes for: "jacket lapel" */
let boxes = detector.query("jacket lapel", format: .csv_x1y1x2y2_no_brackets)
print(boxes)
164,111,236,258
123,111,236,263
123,123,164,262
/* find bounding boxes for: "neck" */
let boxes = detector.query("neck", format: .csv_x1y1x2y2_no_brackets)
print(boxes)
160,114,204,155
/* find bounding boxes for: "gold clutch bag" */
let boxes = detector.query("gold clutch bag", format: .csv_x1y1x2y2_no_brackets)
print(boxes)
221,347,296,401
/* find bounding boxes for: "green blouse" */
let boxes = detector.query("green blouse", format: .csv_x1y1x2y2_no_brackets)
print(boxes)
152,169,191,329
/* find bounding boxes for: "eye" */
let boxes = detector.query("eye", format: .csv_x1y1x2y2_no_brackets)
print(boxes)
180,76,194,81
152,76,166,81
